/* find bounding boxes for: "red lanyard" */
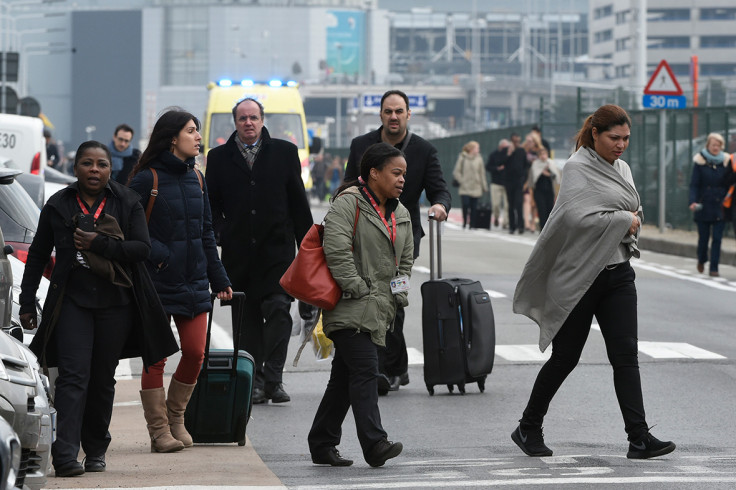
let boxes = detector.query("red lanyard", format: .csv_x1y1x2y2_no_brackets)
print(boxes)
360,187,398,266
76,194,107,220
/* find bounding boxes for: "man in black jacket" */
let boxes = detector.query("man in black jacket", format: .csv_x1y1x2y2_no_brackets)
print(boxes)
206,98,313,404
344,90,451,394
486,138,510,229
110,124,141,184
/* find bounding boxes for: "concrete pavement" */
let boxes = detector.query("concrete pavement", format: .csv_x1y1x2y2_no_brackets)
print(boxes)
44,376,284,490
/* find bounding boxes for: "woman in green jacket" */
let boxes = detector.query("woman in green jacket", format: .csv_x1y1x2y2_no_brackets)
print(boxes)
308,142,414,468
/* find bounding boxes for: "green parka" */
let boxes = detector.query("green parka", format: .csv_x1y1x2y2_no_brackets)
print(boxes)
322,186,414,346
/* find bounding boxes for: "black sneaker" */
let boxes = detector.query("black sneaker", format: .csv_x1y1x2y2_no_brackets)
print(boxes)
312,447,353,467
627,433,676,459
83,455,106,472
265,383,291,403
377,374,391,396
366,439,403,467
55,461,84,477
252,387,268,405
511,424,553,457
399,372,410,386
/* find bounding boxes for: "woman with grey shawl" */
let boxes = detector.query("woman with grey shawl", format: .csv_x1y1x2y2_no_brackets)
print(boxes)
511,105,676,460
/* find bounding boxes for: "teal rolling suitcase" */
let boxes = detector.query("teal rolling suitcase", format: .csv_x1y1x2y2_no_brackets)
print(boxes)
184,292,254,446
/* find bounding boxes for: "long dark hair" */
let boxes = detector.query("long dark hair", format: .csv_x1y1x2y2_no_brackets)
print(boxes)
332,142,404,200
128,108,200,183
575,104,631,150
74,141,111,169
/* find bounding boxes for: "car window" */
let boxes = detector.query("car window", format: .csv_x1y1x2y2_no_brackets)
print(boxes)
0,181,39,243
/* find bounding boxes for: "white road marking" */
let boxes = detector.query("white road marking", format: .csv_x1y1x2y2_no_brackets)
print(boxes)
634,261,736,292
407,347,424,366
638,341,726,359
114,358,133,380
413,265,430,274
495,345,551,362
485,289,507,299
293,476,736,489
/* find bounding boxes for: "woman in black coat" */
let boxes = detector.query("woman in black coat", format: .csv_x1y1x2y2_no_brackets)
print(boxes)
129,109,232,453
19,141,179,477
688,132,729,277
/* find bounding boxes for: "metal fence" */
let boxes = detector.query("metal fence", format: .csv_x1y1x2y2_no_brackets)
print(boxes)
325,99,736,232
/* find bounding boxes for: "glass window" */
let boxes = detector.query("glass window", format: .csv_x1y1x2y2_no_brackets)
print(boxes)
700,8,736,20
648,36,690,49
163,7,209,86
594,29,613,44
648,9,690,22
700,64,736,76
0,181,39,243
700,36,736,48
616,10,630,24
594,5,613,19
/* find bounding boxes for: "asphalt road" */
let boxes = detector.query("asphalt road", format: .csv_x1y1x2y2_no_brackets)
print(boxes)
243,202,736,489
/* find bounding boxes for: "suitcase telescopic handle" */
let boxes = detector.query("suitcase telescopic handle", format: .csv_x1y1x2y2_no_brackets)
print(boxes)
428,214,442,280
205,292,246,377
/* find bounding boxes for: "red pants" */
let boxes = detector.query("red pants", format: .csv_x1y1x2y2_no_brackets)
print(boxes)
141,313,207,389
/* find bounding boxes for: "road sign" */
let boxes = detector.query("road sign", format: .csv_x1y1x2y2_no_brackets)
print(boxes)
360,94,427,114
644,60,683,96
642,94,686,109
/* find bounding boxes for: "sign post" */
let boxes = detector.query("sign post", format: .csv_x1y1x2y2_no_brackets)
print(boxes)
642,60,684,233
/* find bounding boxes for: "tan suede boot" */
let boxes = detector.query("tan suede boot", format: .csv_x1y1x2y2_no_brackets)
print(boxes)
140,388,185,453
166,377,196,448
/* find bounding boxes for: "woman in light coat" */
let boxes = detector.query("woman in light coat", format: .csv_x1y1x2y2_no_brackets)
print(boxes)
453,140,488,228
688,132,729,277
308,142,413,468
512,104,675,461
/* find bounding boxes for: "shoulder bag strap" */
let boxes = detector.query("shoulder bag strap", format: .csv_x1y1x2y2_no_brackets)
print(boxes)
400,131,412,152
194,168,204,191
351,196,360,251
145,168,159,224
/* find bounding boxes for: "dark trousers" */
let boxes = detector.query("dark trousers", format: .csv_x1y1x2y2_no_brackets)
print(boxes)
52,300,132,466
241,293,292,390
505,183,524,232
308,330,387,458
461,195,479,228
696,220,725,272
534,186,555,231
377,306,408,377
520,262,648,440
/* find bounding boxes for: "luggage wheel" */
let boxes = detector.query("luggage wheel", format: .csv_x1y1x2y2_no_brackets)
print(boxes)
447,384,454,393
478,379,486,393
426,384,435,396
238,439,246,446
458,383,466,395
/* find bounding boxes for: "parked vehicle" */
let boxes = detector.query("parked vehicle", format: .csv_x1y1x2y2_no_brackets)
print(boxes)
0,417,21,490
0,169,54,279
42,165,75,205
0,225,53,490
0,115,46,178
0,158,43,210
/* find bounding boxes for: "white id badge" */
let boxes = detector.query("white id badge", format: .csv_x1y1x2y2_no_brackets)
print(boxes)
390,275,410,294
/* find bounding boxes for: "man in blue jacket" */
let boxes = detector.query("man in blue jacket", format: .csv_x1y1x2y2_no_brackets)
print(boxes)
344,90,451,394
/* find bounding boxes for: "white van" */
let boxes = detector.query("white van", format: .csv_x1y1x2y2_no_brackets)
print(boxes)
0,114,47,206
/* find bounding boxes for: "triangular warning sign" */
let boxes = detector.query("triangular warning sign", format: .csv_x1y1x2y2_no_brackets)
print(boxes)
644,60,683,96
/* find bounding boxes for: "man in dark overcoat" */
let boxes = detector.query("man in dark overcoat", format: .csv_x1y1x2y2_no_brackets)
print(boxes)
206,97,313,404
344,89,451,394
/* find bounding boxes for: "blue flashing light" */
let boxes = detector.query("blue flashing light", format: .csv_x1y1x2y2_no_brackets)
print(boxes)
268,79,283,87
218,79,233,87
240,79,254,87
286,80,298,87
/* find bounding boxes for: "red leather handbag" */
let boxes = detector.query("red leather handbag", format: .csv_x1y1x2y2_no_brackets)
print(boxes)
280,200,360,310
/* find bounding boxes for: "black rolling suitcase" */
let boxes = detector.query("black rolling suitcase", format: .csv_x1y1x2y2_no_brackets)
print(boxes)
184,292,254,446
472,204,492,230
421,216,496,395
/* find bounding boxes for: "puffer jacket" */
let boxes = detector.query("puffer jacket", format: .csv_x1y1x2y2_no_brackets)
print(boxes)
689,150,730,223
129,152,230,317
322,186,414,347
452,151,488,198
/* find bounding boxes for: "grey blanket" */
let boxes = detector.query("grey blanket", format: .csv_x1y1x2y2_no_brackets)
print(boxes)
513,147,641,351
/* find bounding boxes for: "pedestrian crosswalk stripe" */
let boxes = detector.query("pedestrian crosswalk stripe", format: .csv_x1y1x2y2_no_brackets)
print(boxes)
495,345,551,361
485,289,507,299
638,341,726,359
406,342,725,364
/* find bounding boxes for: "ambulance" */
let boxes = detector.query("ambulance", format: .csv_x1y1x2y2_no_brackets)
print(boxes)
202,79,311,188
